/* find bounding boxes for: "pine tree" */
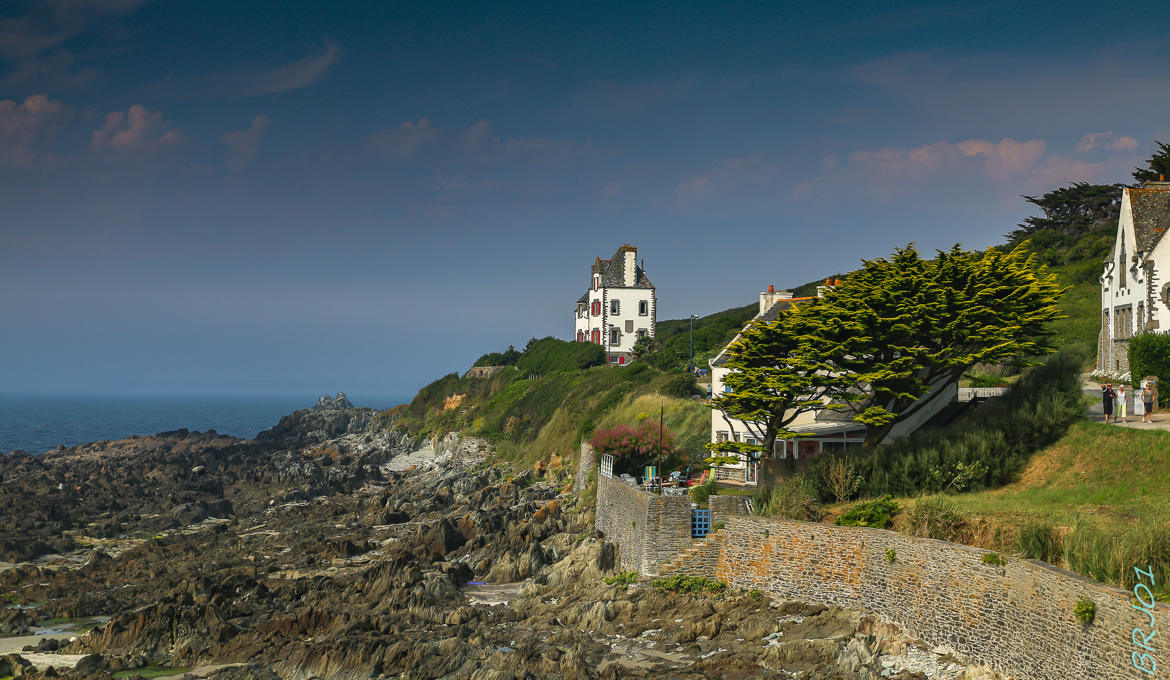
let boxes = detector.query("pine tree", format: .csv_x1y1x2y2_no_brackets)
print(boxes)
1133,140,1170,183
802,243,1065,447
706,308,854,464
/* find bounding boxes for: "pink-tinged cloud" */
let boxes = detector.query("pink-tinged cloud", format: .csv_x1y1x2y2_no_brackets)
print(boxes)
954,138,1047,180
252,39,340,96
365,118,444,158
90,104,186,152
1075,131,1139,153
220,115,271,168
0,93,66,167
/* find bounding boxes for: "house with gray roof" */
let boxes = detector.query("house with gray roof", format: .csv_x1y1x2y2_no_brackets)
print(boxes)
1098,179,1170,374
573,244,656,365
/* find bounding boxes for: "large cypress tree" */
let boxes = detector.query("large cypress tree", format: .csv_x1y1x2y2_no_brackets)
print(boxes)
1133,140,1170,183
706,308,855,464
799,243,1065,447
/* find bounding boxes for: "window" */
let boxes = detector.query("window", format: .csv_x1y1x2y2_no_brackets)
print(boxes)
625,320,634,332
744,436,756,445
610,328,621,345
591,300,601,316
1119,235,1127,288
638,300,649,316
1139,302,1145,332
592,329,601,344
576,330,584,342
636,329,647,339
593,276,600,291
610,300,620,315
716,431,728,443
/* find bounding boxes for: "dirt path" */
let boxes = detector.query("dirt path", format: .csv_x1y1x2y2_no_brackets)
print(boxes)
1081,376,1170,432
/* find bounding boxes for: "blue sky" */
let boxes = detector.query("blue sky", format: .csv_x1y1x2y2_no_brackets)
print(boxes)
2,0,1169,399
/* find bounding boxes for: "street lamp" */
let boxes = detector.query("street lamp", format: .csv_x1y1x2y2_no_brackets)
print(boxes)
688,314,699,373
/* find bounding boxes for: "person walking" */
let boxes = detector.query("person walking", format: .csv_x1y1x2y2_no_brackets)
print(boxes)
1102,383,1115,424
1117,385,1129,423
1142,383,1155,424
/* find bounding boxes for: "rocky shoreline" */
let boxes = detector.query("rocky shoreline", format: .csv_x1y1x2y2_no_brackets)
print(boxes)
1,403,1004,679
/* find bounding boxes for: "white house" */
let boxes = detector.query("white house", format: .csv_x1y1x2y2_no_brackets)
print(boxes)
1097,179,1170,374
709,283,960,486
574,244,656,365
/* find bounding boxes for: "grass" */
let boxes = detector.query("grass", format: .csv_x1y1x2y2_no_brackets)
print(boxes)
827,421,1170,594
112,668,192,679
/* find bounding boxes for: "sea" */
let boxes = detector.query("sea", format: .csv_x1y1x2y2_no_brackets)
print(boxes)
0,393,411,455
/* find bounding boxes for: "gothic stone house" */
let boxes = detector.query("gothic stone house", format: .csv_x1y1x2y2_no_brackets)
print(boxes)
1098,179,1170,374
573,244,656,365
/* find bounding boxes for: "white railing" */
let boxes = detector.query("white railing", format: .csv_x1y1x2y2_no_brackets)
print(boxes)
600,454,614,479
957,387,1009,401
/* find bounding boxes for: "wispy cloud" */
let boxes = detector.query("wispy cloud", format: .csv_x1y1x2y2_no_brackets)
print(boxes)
250,39,340,96
675,155,778,202
1075,131,1139,153
91,104,185,153
365,117,444,158
0,94,66,167
220,115,271,168
0,0,150,86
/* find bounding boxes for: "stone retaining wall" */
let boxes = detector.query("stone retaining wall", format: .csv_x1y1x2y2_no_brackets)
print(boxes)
716,514,1170,680
594,474,691,574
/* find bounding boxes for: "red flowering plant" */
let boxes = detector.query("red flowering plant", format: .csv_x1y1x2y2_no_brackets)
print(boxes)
590,421,684,478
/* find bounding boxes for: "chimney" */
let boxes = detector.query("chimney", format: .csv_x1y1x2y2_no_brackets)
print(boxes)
623,246,637,286
759,285,793,314
1161,174,1166,182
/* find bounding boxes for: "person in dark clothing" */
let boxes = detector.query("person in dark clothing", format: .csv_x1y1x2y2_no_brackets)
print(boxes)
1101,383,1115,424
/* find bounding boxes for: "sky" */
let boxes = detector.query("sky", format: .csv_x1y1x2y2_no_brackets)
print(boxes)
2,0,1169,398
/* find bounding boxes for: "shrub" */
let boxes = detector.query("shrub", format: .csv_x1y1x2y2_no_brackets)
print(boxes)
603,571,640,588
885,548,897,563
753,476,821,521
1074,598,1096,625
1129,333,1170,404
982,552,1006,566
660,372,698,398
690,472,718,505
516,337,607,375
899,496,967,541
652,575,727,595
821,456,862,503
836,495,898,528
590,421,682,477
1017,521,1061,563
810,347,1088,500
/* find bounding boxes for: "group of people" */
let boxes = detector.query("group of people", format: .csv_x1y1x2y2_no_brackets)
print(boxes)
1101,382,1157,424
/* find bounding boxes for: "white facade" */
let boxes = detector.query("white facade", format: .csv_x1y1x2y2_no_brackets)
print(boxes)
1098,182,1170,374
573,245,656,364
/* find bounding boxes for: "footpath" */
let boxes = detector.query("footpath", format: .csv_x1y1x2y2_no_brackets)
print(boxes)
1081,375,1170,431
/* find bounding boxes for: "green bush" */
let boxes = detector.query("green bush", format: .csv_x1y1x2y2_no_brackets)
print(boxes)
1074,598,1096,625
603,571,640,588
835,495,898,528
982,552,1006,566
810,347,1088,500
690,473,718,505
752,476,821,521
660,372,698,398
516,337,606,375
885,548,897,563
1129,333,1170,404
1017,521,1061,563
900,496,966,541
652,575,727,595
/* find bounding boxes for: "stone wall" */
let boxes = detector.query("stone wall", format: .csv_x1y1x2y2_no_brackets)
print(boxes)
594,474,691,574
574,441,595,493
715,514,1170,680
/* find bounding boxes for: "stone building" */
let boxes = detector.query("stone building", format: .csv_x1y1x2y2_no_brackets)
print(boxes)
1097,179,1170,374
573,244,656,365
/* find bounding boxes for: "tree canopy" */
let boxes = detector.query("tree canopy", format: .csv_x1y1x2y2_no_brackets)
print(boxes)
802,243,1066,446
706,308,851,464
1133,140,1170,183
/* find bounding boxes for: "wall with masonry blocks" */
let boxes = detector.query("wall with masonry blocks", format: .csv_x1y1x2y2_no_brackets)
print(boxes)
594,474,691,574
714,514,1170,680
574,441,595,493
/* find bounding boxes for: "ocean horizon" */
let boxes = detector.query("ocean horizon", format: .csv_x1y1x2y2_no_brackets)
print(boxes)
0,392,412,455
